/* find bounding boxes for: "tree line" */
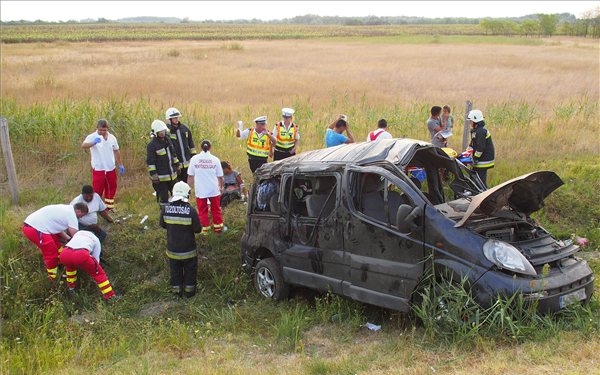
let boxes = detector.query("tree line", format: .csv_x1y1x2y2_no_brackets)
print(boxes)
2,10,599,38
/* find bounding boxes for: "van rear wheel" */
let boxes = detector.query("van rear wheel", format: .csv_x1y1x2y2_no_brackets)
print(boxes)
254,258,289,300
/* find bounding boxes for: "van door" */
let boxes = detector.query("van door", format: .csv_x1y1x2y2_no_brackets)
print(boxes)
342,166,425,312
279,173,346,295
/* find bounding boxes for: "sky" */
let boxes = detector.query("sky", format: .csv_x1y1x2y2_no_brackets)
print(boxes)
1,1,598,22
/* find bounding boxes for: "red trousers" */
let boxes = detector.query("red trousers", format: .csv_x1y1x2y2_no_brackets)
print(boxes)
92,169,118,209
59,247,115,300
22,224,62,280
196,196,224,234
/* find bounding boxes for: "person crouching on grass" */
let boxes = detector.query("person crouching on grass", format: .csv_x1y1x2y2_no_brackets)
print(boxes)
220,160,248,208
22,203,88,281
59,230,118,302
187,139,226,236
159,181,202,298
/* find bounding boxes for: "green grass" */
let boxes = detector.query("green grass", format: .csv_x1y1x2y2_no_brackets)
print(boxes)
1,95,599,373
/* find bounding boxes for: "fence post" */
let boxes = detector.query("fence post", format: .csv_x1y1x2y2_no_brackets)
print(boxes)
0,117,20,205
462,100,472,151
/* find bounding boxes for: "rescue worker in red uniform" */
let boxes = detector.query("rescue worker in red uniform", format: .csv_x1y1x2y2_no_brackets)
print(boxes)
59,230,118,302
147,119,181,204
81,119,124,210
165,107,197,182
272,108,299,161
159,181,202,297
22,203,88,281
467,109,495,188
235,116,277,173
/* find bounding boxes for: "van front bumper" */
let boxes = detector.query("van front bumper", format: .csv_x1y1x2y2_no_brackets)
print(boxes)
472,259,595,313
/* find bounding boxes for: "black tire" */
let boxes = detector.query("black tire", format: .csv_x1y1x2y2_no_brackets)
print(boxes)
254,258,289,301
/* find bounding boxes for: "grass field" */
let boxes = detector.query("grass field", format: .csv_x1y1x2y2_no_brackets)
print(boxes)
1,29,599,374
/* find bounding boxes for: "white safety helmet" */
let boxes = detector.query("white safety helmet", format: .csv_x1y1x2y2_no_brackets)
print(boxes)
151,119,168,134
170,181,191,202
467,109,484,122
165,107,182,120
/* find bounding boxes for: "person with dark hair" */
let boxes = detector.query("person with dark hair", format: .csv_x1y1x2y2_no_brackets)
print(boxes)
367,118,392,142
22,203,88,281
187,140,225,235
165,107,197,182
427,106,445,147
235,116,277,173
70,185,114,243
81,119,124,210
147,119,181,204
220,161,248,208
325,114,354,147
467,109,495,187
160,181,202,298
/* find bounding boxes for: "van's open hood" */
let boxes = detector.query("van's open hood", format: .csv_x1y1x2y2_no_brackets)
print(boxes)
455,171,563,227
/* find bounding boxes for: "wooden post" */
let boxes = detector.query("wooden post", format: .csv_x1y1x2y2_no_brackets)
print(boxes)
0,117,20,205
462,100,472,151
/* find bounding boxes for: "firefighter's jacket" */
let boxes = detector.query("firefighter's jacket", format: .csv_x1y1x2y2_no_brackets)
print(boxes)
469,123,495,169
167,122,196,169
146,136,181,182
159,201,202,259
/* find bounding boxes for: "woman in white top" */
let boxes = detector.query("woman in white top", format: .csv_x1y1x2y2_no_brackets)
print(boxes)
187,140,225,235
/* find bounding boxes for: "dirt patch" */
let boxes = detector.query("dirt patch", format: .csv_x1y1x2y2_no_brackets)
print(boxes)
137,301,179,317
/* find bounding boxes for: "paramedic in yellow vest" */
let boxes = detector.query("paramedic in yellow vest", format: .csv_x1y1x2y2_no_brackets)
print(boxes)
272,107,299,161
235,116,277,173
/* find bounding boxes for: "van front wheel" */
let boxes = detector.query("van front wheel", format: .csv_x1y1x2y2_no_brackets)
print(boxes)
254,258,289,300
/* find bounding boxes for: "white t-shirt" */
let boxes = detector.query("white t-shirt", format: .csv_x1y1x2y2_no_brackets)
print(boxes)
187,151,223,199
84,131,120,171
65,230,102,262
366,129,393,142
238,128,271,140
24,204,79,234
70,193,107,226
272,123,301,140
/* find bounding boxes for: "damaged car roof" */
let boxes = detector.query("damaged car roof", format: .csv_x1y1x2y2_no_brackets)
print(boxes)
254,138,437,178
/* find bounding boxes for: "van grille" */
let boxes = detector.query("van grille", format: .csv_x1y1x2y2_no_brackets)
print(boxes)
485,228,515,242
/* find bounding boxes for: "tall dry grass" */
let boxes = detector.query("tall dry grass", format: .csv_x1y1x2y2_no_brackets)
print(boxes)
1,37,598,188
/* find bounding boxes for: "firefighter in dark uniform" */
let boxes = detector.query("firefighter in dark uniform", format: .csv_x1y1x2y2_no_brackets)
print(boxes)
165,107,197,182
159,181,202,298
146,119,181,204
467,109,495,188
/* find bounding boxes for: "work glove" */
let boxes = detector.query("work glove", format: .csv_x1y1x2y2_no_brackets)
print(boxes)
93,137,102,145
119,164,125,174
151,174,159,183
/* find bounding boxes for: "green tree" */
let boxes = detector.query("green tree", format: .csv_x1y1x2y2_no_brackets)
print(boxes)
537,14,559,36
520,19,540,37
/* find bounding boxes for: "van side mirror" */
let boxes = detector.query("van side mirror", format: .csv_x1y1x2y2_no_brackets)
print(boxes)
396,204,422,233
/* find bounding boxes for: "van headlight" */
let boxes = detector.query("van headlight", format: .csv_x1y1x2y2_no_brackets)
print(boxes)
483,240,537,276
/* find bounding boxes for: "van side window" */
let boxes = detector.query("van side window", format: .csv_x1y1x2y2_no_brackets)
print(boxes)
254,178,279,213
284,175,337,218
353,172,413,226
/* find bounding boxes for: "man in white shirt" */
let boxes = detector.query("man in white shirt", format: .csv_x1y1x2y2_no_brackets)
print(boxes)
366,119,393,142
81,119,124,210
22,203,88,281
59,230,118,302
70,185,114,243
